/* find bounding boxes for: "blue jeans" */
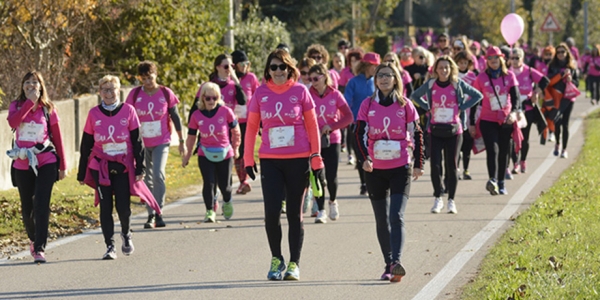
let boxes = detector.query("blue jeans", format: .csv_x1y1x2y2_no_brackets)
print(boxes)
144,143,169,214
365,165,411,264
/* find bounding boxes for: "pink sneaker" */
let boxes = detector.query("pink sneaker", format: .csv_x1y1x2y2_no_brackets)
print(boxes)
33,251,46,263
520,161,527,173
29,241,34,257
380,264,392,280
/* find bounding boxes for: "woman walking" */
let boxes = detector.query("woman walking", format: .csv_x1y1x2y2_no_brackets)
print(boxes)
7,71,67,263
182,82,241,222
454,51,479,180
243,49,324,281
355,62,424,282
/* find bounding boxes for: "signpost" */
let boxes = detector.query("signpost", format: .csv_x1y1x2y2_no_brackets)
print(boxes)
540,12,561,46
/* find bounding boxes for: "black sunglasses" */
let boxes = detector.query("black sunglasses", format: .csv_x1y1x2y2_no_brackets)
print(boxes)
308,75,324,82
269,64,287,71
556,51,566,55
204,96,218,101
311,55,323,60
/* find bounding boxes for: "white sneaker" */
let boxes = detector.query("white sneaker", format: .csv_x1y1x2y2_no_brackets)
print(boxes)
447,199,457,214
548,132,556,142
329,201,339,221
431,197,444,214
315,210,327,223
560,150,568,158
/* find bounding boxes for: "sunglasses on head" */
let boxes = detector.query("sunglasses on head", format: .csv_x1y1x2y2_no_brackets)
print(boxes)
307,75,324,82
269,63,287,71
204,96,218,101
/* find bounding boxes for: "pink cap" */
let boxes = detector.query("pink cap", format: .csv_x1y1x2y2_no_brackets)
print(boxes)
362,52,381,65
471,41,481,50
486,46,503,57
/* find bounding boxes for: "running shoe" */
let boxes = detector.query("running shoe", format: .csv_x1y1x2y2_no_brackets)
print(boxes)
505,168,513,180
267,257,286,280
102,245,117,260
486,178,499,196
315,210,327,223
548,132,556,142
431,197,444,213
381,264,392,280
281,201,287,214
512,163,519,174
520,161,527,173
463,170,472,180
359,184,367,196
236,182,252,195
155,214,166,228
223,201,234,220
144,214,155,229
204,210,216,223
553,144,560,156
284,262,300,280
347,155,355,165
329,201,339,221
447,199,457,214
560,149,568,158
498,181,508,195
121,232,134,256
390,262,406,283
33,251,46,263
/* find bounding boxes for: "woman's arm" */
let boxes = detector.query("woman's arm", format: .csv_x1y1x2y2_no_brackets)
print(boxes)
409,80,431,110
458,80,484,110
7,100,34,128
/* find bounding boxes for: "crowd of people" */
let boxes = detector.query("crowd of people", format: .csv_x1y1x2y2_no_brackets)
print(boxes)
6,31,586,283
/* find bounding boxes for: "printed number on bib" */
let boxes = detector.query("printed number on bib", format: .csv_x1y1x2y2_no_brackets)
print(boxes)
234,104,248,119
18,121,44,142
103,142,127,156
490,94,507,111
140,121,162,138
373,140,401,160
269,126,295,148
433,107,454,123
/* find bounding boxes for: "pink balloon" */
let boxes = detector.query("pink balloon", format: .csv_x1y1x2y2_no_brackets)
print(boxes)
500,13,525,46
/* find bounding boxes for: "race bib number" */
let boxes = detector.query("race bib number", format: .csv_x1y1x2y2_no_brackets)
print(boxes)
140,121,162,138
373,140,401,160
433,107,454,123
490,94,507,111
234,104,248,119
269,126,294,148
102,142,127,156
18,121,44,142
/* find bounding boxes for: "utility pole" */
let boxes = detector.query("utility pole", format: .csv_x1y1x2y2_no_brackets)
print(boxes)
351,2,356,47
224,0,235,51
404,0,412,46
584,1,589,49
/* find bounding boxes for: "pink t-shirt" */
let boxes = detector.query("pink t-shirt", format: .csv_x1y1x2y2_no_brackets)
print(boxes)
356,97,419,169
429,83,462,133
188,105,236,159
9,101,59,170
195,78,238,110
309,87,348,144
587,56,600,77
339,66,354,87
328,69,340,90
477,56,486,73
401,70,413,96
534,60,549,75
458,70,477,86
473,71,518,124
125,86,180,147
238,72,260,123
249,83,315,156
513,66,544,104
580,54,591,70
83,104,140,171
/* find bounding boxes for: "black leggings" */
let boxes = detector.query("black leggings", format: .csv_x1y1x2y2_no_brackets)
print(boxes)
589,75,600,101
14,163,57,252
345,125,354,156
430,133,462,199
365,165,412,264
555,99,574,150
198,156,233,210
460,131,474,171
91,169,131,247
316,143,341,210
518,109,537,162
350,125,366,186
479,120,513,181
260,158,309,264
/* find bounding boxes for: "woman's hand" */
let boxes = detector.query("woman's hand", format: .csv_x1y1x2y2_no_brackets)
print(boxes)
182,155,190,168
58,170,66,181
413,168,424,180
135,175,144,182
468,125,477,138
26,89,40,102
362,159,373,173
234,149,240,159
178,143,186,156
320,125,332,135
506,112,517,125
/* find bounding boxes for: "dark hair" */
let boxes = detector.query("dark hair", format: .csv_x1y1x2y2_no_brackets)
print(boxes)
209,54,232,79
346,48,364,73
299,57,316,69
263,49,299,82
308,64,332,87
338,39,350,48
137,61,157,76
305,44,330,64
549,42,577,70
453,51,473,69
16,71,53,113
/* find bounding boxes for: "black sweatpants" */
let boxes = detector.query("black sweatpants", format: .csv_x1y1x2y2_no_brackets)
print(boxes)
479,120,513,180
198,155,233,210
365,165,412,264
555,99,574,150
91,169,131,247
589,75,600,101
430,133,463,199
350,124,366,186
260,158,309,264
461,131,474,171
316,143,341,210
14,163,57,252
518,109,537,162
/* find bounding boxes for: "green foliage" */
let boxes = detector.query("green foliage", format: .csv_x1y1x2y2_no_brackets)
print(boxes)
234,4,291,79
461,109,600,299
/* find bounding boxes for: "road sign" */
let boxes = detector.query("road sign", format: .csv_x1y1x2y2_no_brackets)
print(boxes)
540,12,561,32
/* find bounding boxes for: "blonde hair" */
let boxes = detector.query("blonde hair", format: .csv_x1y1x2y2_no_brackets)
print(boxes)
430,55,459,83
197,82,224,110
99,75,121,89
371,63,406,107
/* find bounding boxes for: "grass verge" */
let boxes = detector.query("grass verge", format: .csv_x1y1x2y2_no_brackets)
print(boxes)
0,147,201,257
460,109,600,298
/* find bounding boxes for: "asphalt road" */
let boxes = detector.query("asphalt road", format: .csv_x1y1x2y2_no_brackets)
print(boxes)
0,96,593,300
